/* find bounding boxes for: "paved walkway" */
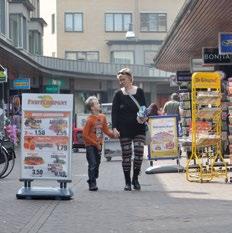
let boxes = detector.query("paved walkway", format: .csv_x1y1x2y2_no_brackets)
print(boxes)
1,149,232,233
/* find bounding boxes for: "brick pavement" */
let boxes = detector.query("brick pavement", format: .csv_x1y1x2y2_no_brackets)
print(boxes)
1,148,232,233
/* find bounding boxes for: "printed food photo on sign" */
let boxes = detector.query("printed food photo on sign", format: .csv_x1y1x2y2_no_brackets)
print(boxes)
49,118,68,135
24,117,42,129
24,136,53,151
24,154,45,165
152,131,174,151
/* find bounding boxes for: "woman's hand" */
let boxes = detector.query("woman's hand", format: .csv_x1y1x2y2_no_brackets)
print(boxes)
113,128,120,138
137,116,148,124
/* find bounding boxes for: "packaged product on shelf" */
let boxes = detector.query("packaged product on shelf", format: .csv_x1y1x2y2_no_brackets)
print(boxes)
197,107,221,119
179,92,190,101
222,131,228,141
182,109,191,117
228,135,232,144
181,101,191,110
227,86,232,95
197,91,221,105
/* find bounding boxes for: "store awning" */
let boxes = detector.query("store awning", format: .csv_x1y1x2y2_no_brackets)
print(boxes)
154,0,232,72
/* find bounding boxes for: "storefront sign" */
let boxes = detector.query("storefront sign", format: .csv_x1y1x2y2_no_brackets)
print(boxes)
219,32,232,54
44,85,60,93
176,70,192,81
0,66,7,83
191,58,214,73
13,78,30,90
21,94,73,180
203,47,232,64
148,115,179,160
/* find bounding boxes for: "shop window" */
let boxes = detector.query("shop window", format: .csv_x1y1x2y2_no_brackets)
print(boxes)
65,51,99,62
111,51,134,64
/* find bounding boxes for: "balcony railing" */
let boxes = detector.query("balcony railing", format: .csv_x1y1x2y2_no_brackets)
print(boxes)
32,55,173,79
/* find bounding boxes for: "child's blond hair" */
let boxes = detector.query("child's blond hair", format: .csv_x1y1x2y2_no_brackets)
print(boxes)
85,96,98,112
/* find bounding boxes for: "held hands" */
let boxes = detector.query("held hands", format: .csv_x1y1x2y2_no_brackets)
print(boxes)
113,128,120,138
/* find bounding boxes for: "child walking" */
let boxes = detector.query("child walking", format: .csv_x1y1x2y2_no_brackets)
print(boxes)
83,96,115,191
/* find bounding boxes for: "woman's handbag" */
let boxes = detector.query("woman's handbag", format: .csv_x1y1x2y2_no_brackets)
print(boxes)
127,93,151,145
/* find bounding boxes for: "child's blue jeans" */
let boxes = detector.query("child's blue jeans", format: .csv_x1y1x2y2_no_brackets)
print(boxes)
86,146,101,183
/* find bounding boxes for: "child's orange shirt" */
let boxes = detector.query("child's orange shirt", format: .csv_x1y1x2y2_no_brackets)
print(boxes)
83,113,114,148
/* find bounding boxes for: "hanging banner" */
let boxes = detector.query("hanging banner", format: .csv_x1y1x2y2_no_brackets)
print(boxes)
148,115,179,160
21,94,73,180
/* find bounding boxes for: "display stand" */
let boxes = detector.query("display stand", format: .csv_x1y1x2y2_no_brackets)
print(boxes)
186,72,228,183
16,94,74,200
145,115,184,174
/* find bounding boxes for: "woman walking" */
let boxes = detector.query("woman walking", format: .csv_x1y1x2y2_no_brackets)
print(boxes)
112,68,147,191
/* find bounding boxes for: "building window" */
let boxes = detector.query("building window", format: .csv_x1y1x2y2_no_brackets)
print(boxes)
144,51,157,65
105,13,132,32
65,13,83,32
140,13,167,32
111,51,134,64
30,0,40,18
51,14,55,34
0,0,6,34
65,51,99,62
29,30,42,55
9,14,27,49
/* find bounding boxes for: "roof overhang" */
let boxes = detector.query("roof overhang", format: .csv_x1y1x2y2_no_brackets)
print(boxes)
10,0,35,11
154,0,232,72
30,18,47,26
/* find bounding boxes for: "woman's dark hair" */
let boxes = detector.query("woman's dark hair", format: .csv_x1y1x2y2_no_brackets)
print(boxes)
147,103,159,116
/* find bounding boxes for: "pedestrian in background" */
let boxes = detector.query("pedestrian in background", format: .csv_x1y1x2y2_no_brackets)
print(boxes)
162,93,181,120
83,96,115,191
162,93,183,135
112,68,147,191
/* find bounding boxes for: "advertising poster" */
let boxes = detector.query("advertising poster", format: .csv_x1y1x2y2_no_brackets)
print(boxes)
21,94,73,180
148,115,178,160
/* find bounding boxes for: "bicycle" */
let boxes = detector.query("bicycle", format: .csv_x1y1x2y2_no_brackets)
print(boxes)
0,133,16,178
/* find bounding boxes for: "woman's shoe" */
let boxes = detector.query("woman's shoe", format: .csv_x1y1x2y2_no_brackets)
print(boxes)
132,179,141,190
124,183,132,191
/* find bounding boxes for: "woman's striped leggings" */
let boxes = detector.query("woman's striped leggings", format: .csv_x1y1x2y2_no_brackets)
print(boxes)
119,134,145,172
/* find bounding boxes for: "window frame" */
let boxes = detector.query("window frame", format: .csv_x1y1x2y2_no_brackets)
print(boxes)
65,51,99,62
111,50,135,64
51,13,55,34
144,50,157,65
9,13,27,49
140,12,167,32
0,0,6,34
64,12,83,32
29,30,42,55
105,13,132,32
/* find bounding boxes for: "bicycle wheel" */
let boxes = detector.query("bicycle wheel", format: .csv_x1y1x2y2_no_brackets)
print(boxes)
1,148,15,178
0,146,9,178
